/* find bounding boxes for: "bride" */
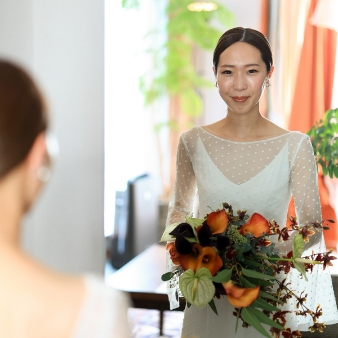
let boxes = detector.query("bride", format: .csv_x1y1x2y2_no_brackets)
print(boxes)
0,60,130,338
166,27,338,337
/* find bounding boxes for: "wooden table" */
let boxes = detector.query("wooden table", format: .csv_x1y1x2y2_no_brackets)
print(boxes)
106,244,185,335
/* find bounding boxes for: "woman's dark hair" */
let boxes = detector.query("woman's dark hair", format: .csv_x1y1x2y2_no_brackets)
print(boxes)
0,60,48,178
213,27,273,74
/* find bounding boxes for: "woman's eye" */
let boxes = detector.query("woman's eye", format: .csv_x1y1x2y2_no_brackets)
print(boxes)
222,70,231,75
248,69,258,74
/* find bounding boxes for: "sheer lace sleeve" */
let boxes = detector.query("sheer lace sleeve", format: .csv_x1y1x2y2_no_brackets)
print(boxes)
290,135,322,250
165,132,197,310
166,133,197,226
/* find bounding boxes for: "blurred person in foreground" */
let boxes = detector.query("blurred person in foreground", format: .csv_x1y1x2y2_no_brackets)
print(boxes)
0,60,131,338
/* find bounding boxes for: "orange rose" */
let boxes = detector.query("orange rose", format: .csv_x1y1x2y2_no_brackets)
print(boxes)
239,213,269,238
222,280,260,308
178,243,223,276
207,209,229,234
166,242,180,266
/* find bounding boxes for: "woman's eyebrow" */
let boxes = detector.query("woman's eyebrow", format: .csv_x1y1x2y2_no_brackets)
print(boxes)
219,63,261,68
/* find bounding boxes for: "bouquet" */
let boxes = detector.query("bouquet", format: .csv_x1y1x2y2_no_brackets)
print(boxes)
160,202,336,338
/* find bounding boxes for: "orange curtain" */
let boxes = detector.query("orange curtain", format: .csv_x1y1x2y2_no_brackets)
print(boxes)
259,0,270,117
287,0,338,249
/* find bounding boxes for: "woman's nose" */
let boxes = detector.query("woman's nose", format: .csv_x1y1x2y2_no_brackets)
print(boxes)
233,74,247,91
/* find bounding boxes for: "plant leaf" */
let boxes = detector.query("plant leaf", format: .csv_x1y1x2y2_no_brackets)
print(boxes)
259,290,282,303
210,269,232,283
242,268,277,280
160,222,180,242
161,272,173,281
241,308,271,338
248,307,284,330
292,234,308,280
251,297,279,312
179,268,215,309
208,298,218,315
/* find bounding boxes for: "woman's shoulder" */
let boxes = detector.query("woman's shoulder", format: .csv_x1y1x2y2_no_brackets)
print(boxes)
72,274,131,338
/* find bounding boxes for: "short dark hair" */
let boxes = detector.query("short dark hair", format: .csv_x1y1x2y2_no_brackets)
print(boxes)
213,27,273,74
0,60,48,178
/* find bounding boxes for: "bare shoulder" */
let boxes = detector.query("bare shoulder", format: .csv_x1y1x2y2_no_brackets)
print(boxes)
263,119,289,137
0,250,85,338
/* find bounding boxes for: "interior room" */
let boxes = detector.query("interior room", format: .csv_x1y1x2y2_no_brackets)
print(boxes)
0,0,337,337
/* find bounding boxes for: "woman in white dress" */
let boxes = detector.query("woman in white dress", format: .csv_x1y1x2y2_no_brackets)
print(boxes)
166,27,338,337
0,60,131,338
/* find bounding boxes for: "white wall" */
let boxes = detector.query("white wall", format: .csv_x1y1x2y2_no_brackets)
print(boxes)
0,0,105,274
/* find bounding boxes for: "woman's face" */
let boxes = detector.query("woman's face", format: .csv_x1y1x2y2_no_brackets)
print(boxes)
214,41,273,116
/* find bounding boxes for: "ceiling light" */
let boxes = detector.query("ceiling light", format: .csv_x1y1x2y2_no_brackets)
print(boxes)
187,2,218,12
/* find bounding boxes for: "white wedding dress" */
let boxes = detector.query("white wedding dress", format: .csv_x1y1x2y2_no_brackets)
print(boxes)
166,126,338,338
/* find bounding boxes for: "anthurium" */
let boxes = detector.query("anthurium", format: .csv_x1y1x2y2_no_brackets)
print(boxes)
179,268,215,308
179,243,223,276
207,209,229,234
239,213,269,238
223,280,260,308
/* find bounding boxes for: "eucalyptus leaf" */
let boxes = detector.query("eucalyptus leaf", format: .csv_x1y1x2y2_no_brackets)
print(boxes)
210,269,232,283
251,297,280,312
248,307,284,330
179,268,215,309
241,308,271,338
259,290,282,303
208,298,218,315
161,272,174,282
242,268,277,280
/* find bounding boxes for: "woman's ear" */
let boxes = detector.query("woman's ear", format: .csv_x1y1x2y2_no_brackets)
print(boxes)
25,133,47,174
268,66,275,78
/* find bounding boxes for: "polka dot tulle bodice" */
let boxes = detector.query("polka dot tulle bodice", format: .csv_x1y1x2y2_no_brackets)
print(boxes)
166,126,338,338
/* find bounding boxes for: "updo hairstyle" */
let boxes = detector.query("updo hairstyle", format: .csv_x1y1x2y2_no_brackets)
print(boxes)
0,60,48,179
213,27,273,74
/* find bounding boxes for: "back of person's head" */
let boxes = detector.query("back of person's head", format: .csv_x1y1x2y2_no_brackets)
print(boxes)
213,27,273,74
0,60,48,179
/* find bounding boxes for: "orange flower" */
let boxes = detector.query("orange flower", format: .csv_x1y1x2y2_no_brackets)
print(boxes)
222,280,260,308
166,242,180,266
178,243,223,276
207,209,229,234
239,213,269,238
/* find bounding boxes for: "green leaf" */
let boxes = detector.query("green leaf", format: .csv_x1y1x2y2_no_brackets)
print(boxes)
160,222,180,242
210,269,232,283
239,276,256,288
161,272,173,282
251,297,280,312
259,290,282,303
292,234,307,281
179,268,215,309
242,268,277,280
185,217,204,229
241,308,271,338
242,258,265,268
208,298,218,315
248,307,284,330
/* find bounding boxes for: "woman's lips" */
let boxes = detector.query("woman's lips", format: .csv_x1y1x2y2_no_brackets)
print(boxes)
232,96,249,102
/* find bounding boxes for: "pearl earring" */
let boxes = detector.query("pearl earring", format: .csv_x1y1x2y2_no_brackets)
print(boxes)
37,165,51,182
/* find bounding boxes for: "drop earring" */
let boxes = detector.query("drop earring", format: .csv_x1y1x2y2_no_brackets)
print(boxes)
265,78,271,88
37,165,51,182
214,81,218,88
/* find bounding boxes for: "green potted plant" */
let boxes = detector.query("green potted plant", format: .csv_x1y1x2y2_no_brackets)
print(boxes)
121,0,235,199
307,108,338,178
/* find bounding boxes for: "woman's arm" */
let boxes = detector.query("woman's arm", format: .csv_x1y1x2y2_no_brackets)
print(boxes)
166,132,197,227
165,132,197,309
290,135,322,250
